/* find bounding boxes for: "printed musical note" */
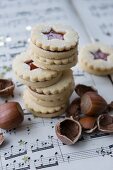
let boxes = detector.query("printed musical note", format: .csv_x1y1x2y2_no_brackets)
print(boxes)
4,143,27,160
74,0,113,46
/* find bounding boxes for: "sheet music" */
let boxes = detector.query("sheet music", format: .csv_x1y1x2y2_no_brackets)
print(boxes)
73,0,113,45
1,0,113,169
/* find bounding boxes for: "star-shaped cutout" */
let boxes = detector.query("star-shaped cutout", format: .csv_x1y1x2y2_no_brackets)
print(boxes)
24,60,38,70
91,49,109,61
43,29,64,40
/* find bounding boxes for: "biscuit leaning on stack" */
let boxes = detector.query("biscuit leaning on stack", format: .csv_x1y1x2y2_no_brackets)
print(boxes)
13,23,79,118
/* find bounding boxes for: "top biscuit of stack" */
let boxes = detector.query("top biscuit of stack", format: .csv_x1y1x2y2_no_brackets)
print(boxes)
30,24,79,71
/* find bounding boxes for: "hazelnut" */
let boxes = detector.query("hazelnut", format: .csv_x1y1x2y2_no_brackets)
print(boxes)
81,92,107,116
75,84,97,97
108,101,113,112
0,102,24,130
55,118,82,145
66,97,81,120
0,133,4,146
0,79,15,97
97,114,113,133
79,116,97,133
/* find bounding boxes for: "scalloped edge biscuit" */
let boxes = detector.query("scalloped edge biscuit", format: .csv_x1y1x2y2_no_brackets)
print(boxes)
26,106,67,118
12,52,60,82
31,23,79,51
32,55,77,71
33,54,77,65
30,70,74,94
24,89,70,107
23,91,68,118
14,72,62,88
29,41,78,59
78,43,113,76
27,82,74,101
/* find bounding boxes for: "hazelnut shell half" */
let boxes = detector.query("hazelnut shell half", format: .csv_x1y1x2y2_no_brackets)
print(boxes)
97,114,113,133
55,118,82,145
0,79,15,97
75,84,97,97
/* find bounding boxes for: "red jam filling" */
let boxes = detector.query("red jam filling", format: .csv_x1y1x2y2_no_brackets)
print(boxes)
91,49,109,61
43,29,64,40
24,60,38,70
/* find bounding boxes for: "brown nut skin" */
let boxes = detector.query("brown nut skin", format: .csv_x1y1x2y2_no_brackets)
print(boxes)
79,116,97,133
97,114,113,133
80,92,107,116
0,102,24,130
0,133,4,145
55,118,82,145
0,79,15,97
75,84,97,97
108,101,113,112
66,97,81,120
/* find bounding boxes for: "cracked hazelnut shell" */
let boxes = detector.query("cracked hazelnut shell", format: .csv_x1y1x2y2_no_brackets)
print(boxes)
55,118,82,145
0,102,24,130
97,114,113,133
75,84,97,97
81,92,107,116
0,79,15,97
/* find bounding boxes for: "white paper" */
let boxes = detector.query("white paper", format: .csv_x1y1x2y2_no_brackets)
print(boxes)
0,0,113,170
73,0,113,46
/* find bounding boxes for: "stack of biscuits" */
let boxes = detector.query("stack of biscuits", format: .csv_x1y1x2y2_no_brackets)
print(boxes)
13,24,79,118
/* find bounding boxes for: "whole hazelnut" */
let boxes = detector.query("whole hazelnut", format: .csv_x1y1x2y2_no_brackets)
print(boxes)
79,116,97,133
55,118,82,145
81,92,107,116
66,97,81,120
0,102,24,130
108,101,113,112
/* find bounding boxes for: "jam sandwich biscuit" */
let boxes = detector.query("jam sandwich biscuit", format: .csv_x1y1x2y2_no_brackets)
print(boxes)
78,43,113,75
31,23,79,52
12,52,62,88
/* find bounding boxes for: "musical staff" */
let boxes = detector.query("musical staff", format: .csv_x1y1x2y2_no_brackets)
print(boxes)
4,143,27,160
1,0,113,170
0,132,112,161
75,0,113,46
1,143,113,170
